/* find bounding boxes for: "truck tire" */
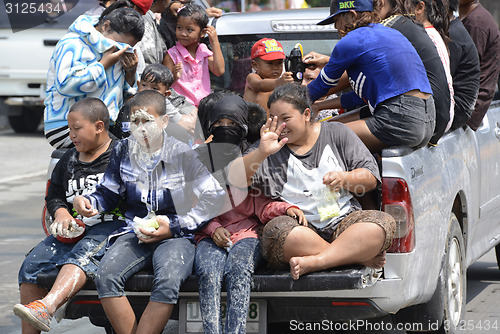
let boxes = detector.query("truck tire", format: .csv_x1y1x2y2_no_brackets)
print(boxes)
495,243,500,270
403,214,466,334
8,106,43,133
433,214,466,334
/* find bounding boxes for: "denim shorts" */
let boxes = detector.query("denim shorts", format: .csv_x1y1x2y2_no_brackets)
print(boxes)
365,94,436,148
95,232,195,304
18,220,124,285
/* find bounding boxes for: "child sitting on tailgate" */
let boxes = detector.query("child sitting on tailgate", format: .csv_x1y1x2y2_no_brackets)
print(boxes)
14,98,125,333
243,38,293,118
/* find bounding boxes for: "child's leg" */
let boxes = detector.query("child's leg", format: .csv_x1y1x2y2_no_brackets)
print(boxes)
43,220,122,315
15,235,73,333
137,237,195,333
136,301,174,334
96,233,155,333
194,238,227,334
224,238,263,334
41,264,86,315
18,283,47,334
100,296,137,334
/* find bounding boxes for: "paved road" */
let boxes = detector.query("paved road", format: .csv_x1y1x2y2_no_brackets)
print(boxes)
0,127,498,334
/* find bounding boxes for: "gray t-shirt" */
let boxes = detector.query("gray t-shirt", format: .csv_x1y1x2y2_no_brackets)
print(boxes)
251,122,380,229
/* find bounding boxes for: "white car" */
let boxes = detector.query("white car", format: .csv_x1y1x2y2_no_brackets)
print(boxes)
0,0,96,132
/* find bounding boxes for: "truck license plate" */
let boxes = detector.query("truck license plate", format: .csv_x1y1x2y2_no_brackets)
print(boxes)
178,299,267,334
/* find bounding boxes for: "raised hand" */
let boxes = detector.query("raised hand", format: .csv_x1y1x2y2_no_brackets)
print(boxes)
257,116,288,156
121,49,138,72
204,25,218,43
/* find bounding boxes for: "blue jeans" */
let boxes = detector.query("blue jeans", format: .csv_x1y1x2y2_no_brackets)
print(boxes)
194,238,263,334
96,232,194,304
18,220,124,284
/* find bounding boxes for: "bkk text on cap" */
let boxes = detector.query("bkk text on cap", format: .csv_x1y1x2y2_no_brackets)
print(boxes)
251,38,286,61
317,0,374,25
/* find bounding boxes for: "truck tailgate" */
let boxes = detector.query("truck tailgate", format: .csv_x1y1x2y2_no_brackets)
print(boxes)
37,265,381,293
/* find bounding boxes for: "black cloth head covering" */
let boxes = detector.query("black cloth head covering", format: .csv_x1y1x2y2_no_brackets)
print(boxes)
207,95,249,138
195,95,250,186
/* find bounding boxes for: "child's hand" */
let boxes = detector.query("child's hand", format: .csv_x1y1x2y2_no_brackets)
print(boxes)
173,62,183,81
204,26,219,44
205,7,222,18
73,195,99,217
100,47,129,69
212,227,231,248
138,216,172,243
50,209,76,237
286,207,308,226
277,72,294,85
206,26,225,76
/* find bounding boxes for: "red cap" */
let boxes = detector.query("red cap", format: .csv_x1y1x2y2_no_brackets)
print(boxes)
131,0,153,15
251,38,286,61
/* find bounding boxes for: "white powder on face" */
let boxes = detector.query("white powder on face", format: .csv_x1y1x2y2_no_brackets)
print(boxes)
130,107,156,123
130,107,164,152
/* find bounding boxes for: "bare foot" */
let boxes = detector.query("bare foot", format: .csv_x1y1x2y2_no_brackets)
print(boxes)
360,251,386,269
289,257,314,280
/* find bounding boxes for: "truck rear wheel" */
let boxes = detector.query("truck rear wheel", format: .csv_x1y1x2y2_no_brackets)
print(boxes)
404,214,466,334
495,243,500,270
434,214,466,334
8,106,43,133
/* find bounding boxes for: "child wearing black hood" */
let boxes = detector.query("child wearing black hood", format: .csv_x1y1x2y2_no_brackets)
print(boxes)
193,94,304,334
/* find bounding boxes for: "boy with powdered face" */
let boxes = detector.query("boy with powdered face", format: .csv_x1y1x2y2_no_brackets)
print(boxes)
73,90,225,333
14,98,125,333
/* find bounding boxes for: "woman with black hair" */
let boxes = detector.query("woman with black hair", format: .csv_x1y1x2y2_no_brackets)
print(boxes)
407,0,455,134
227,84,396,280
44,7,145,149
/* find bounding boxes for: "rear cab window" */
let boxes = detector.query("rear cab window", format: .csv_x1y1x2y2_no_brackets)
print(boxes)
210,9,340,93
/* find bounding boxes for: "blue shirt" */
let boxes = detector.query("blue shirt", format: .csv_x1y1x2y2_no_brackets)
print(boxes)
86,134,225,241
308,23,432,112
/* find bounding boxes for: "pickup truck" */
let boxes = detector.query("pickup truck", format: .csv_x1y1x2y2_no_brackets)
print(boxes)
0,0,95,133
37,8,500,334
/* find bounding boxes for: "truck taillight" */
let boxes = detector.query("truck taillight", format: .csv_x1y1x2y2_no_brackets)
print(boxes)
382,177,415,253
41,179,51,237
